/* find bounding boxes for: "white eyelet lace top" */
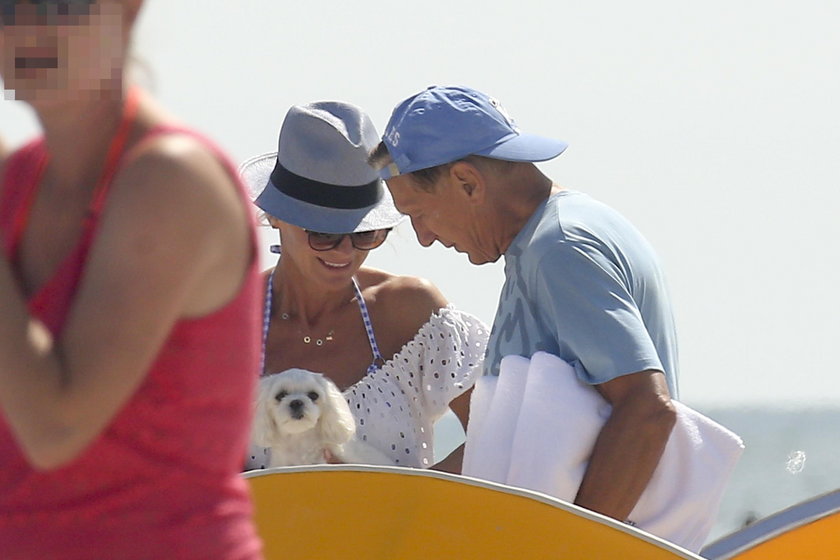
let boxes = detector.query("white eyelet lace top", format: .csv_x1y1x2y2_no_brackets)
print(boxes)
245,305,488,470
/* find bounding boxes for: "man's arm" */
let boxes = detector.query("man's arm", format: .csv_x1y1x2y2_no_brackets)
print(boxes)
573,369,676,521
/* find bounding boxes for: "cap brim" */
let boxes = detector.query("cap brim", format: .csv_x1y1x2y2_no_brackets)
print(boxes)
477,133,568,163
239,152,406,234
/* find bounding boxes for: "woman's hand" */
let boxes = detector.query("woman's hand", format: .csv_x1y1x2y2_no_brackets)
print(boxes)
324,448,345,464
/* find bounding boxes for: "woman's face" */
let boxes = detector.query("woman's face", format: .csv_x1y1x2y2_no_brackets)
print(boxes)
0,1,137,103
273,219,370,291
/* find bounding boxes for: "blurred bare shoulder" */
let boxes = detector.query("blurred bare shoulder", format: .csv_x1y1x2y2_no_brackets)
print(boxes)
102,130,252,315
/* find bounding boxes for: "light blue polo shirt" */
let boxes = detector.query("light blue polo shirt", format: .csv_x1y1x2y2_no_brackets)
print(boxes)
484,190,679,397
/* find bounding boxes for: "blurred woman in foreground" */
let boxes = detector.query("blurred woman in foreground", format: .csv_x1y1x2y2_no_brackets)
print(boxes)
0,2,262,557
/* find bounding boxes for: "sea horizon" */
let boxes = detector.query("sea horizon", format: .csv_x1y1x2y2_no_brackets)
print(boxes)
434,402,840,546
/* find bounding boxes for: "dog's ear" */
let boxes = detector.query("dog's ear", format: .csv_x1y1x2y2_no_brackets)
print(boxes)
317,376,356,446
252,376,281,447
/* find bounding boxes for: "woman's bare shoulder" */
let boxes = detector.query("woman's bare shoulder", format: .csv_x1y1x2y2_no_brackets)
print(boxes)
357,267,448,334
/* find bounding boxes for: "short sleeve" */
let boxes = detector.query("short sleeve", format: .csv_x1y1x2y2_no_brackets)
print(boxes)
533,242,664,385
405,306,488,421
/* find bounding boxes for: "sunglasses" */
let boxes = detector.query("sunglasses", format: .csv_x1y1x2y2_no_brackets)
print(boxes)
1,0,96,27
305,228,391,252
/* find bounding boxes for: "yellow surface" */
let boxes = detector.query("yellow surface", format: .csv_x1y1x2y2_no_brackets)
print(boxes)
733,512,840,559
246,465,700,559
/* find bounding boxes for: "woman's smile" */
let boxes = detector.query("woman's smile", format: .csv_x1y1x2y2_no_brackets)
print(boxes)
318,258,352,270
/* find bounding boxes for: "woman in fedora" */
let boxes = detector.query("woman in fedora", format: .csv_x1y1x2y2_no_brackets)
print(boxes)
240,101,488,473
0,1,261,557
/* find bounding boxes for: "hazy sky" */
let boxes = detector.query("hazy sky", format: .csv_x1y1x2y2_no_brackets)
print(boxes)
2,0,839,407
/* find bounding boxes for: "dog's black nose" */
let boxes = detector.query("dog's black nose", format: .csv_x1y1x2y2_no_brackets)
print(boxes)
288,399,305,420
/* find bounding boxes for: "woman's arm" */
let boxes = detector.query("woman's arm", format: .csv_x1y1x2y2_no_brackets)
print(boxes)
385,281,487,476
0,136,8,178
0,134,251,470
431,387,472,474
367,274,488,473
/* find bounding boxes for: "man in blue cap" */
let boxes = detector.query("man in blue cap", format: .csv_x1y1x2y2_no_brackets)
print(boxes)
369,85,679,524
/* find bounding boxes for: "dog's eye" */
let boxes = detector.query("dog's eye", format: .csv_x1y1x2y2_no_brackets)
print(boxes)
275,391,287,402
307,391,319,401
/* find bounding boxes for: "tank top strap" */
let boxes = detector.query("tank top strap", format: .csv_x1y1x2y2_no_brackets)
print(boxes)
74,87,142,256
0,140,48,259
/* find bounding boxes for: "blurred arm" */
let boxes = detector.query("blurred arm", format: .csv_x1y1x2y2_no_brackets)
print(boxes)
0,136,251,471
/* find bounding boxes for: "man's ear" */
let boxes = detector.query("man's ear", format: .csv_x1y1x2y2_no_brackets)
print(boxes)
449,161,486,204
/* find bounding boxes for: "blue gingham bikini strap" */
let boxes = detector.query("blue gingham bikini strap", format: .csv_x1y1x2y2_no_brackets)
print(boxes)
351,276,385,374
261,245,383,375
260,255,278,376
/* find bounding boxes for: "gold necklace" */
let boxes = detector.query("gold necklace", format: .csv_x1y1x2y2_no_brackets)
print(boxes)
270,263,343,348
279,312,335,347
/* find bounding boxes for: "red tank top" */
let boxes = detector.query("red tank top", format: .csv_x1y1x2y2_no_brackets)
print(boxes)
0,97,263,559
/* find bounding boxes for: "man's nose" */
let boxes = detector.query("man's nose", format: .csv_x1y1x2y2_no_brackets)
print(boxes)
411,217,436,247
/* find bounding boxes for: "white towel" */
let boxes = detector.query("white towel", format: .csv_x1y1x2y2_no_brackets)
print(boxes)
463,351,744,553
506,352,611,500
461,355,529,483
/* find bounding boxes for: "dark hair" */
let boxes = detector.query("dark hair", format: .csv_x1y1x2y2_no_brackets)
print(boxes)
368,140,449,190
368,141,392,171
368,141,444,190
368,140,452,189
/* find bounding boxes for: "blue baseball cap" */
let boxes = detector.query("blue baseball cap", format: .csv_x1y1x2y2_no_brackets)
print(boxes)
378,85,568,180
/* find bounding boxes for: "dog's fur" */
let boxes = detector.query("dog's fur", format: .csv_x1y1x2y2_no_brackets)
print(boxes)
252,368,394,467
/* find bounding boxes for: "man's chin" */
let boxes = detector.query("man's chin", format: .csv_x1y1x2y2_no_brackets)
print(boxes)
466,251,500,266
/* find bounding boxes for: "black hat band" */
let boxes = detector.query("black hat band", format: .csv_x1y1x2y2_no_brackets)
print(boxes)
270,162,382,210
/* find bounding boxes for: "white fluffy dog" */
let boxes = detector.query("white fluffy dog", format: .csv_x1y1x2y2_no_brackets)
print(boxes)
252,368,393,467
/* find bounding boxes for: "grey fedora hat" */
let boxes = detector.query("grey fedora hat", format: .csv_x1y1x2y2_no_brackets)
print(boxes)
239,101,404,234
